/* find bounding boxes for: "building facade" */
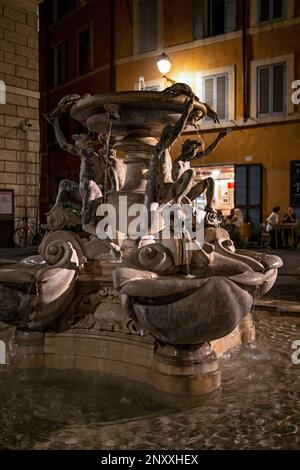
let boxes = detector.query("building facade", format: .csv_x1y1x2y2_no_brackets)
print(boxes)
39,0,300,230
0,0,40,246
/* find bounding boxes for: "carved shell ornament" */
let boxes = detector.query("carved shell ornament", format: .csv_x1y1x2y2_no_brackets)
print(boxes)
43,240,77,267
138,244,174,274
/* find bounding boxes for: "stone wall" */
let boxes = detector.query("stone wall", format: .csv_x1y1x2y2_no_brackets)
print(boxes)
0,0,39,229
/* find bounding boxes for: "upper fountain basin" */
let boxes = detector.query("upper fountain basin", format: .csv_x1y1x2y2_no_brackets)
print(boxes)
70,91,203,137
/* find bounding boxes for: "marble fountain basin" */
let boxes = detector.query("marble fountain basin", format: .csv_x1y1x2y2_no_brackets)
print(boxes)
113,233,283,346
70,91,204,136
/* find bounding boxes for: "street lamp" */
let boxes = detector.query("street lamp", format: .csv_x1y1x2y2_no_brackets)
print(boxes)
156,53,176,85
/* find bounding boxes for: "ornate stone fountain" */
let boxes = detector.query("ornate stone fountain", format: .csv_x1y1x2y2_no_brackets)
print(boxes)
0,85,282,395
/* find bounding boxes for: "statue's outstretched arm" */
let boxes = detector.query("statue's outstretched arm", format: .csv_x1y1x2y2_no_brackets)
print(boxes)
156,98,194,154
193,131,227,160
169,98,194,146
44,113,97,158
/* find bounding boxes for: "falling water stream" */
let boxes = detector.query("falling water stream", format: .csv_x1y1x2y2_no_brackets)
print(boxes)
0,312,299,450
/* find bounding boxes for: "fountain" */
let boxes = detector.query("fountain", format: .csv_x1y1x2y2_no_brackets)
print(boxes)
0,84,282,395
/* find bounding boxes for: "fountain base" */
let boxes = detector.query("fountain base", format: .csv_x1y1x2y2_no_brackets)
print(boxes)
6,313,255,395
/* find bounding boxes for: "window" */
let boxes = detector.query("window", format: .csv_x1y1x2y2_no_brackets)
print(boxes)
290,161,300,210
0,80,6,104
56,0,78,20
257,63,285,115
235,164,262,231
78,28,91,76
193,0,236,40
258,0,286,23
49,41,68,88
134,78,163,91
203,74,228,120
137,0,157,53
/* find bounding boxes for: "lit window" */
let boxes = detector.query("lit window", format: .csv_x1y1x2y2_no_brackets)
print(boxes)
0,340,6,365
0,80,6,104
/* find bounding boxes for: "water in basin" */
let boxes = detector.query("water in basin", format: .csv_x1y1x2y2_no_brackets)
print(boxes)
0,312,299,450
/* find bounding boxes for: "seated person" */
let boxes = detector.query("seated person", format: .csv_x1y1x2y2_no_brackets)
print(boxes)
282,206,296,247
282,206,296,224
231,208,244,228
225,208,235,225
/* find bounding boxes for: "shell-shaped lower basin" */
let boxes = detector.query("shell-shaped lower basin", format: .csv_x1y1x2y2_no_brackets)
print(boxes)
129,276,253,345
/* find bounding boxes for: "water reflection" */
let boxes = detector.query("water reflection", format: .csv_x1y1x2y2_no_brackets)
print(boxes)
0,313,300,449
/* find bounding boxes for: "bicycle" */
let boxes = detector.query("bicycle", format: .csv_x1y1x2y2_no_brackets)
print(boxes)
13,217,35,248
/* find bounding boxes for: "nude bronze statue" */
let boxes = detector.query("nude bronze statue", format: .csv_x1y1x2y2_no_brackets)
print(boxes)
44,113,126,234
146,85,227,209
172,131,227,211
145,97,195,208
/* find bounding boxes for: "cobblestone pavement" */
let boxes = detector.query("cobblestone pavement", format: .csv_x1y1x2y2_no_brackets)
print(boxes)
256,248,300,302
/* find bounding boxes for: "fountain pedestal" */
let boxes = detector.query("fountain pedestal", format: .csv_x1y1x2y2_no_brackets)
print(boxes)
152,344,221,395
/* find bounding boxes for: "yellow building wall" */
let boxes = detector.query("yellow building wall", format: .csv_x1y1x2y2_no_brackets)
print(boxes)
176,121,300,220
114,3,300,223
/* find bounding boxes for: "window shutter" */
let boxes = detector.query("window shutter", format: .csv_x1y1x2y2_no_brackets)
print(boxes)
259,0,270,22
49,48,55,87
235,164,262,230
273,63,285,113
258,66,270,115
204,77,214,108
225,0,236,32
193,0,204,39
281,0,287,18
273,0,284,19
57,42,67,85
138,0,157,53
217,75,227,119
79,29,91,75
248,165,261,206
235,165,247,207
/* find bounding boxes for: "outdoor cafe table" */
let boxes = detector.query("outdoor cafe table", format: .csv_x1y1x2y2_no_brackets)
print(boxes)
274,223,297,249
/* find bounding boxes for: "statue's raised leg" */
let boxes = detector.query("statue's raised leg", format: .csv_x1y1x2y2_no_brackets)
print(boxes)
187,177,215,210
81,180,103,234
55,179,81,205
159,169,194,204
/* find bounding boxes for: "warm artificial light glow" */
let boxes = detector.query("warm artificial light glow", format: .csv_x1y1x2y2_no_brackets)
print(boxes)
156,53,171,76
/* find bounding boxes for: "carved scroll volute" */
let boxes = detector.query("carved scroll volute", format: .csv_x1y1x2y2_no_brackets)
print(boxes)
138,244,174,274
39,230,86,266
42,240,79,268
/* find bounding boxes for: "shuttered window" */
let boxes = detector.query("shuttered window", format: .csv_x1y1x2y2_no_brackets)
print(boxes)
193,0,236,39
137,0,157,53
203,74,228,120
258,0,286,23
78,28,91,76
56,0,78,20
49,41,68,87
257,63,285,116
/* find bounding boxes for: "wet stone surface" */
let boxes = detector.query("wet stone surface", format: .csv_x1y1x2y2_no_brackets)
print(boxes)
0,313,300,450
